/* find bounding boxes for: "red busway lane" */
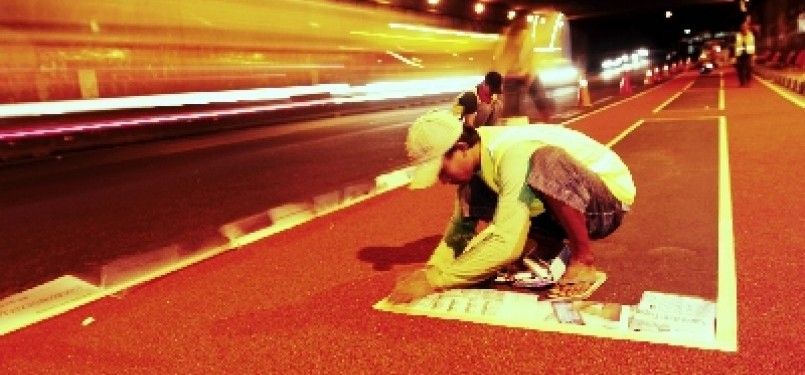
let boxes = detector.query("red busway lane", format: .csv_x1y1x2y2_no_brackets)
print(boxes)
1,71,803,374
564,72,697,138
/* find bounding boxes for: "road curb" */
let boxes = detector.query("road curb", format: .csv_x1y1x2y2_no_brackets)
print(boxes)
0,166,414,337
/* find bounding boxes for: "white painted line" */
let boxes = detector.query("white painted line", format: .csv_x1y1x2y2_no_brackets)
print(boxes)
605,119,645,148
593,96,614,105
649,107,720,113
756,76,805,108
652,81,695,113
716,115,738,351
560,84,664,126
646,115,721,122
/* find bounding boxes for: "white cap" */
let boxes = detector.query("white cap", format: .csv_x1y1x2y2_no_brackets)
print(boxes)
405,109,463,189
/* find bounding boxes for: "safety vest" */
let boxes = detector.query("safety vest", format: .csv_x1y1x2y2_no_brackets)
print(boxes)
735,31,756,55
477,126,636,215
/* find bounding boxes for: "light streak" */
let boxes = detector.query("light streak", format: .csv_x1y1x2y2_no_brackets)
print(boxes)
0,76,482,141
387,23,499,40
385,51,423,68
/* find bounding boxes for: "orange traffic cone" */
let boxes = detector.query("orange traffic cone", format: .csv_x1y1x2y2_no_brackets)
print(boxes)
619,72,633,95
578,77,591,107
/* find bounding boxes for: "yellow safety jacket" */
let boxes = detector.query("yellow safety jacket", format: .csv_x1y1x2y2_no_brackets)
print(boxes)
424,125,635,288
735,31,756,55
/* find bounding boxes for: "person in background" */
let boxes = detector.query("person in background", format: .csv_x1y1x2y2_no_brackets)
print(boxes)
388,110,636,304
452,71,503,127
735,20,756,87
527,75,555,123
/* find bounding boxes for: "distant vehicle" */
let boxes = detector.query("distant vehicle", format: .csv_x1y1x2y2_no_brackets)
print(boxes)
700,61,715,74
696,39,729,74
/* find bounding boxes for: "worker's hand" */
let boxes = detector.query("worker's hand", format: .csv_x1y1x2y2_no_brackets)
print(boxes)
387,269,436,304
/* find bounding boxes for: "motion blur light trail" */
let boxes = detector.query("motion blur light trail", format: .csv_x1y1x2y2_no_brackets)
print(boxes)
0,84,349,118
0,76,481,141
0,0,582,143
0,0,506,104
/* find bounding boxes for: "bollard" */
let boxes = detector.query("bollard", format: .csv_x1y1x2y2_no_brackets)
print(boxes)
619,72,633,95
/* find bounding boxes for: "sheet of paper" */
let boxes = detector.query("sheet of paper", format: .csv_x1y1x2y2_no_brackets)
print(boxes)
629,291,716,338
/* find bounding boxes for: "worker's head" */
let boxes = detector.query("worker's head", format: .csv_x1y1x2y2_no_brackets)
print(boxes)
405,110,481,189
484,71,503,94
456,91,478,117
454,91,479,126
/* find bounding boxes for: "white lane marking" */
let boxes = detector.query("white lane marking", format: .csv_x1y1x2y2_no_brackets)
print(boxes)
652,81,695,113
756,76,805,108
560,84,664,126
716,115,738,351
605,119,645,148
645,115,721,121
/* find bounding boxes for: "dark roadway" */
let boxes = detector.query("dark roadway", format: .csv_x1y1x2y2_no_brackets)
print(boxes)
0,108,413,298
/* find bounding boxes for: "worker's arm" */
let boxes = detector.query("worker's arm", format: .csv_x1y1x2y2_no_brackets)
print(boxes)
422,147,534,289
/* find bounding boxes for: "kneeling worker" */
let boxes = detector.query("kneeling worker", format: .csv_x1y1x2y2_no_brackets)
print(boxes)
388,110,636,303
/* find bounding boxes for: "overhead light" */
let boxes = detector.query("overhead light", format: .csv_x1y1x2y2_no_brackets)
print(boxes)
474,2,485,15
427,0,439,5
507,10,516,20
665,11,672,18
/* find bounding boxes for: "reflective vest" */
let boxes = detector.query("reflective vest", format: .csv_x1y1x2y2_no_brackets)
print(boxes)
477,126,636,215
735,31,756,55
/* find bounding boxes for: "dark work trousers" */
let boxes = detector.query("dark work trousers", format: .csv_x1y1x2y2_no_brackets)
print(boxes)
736,53,753,86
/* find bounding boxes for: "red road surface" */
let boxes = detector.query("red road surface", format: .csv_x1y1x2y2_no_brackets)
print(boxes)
1,71,803,374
